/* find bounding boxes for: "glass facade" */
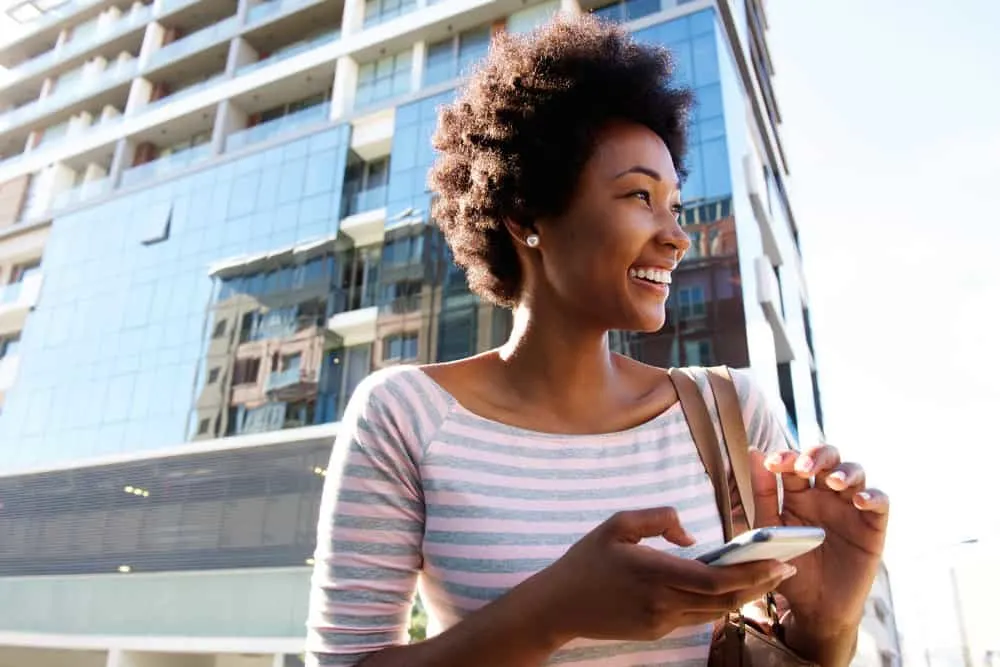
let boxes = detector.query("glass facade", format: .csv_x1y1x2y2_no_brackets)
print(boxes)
0,3,821,643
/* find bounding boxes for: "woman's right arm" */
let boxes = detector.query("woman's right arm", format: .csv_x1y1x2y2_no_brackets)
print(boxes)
306,370,797,666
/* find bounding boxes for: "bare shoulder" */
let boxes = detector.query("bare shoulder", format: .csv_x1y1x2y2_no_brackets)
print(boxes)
610,352,678,402
417,351,503,399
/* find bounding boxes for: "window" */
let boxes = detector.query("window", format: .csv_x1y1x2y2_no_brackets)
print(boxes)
437,308,476,362
677,286,706,319
233,358,261,385
379,280,422,313
207,368,220,384
363,0,417,27
356,50,413,108
683,340,712,366
591,0,661,23
10,260,41,283
507,0,558,34
383,333,419,361
0,335,20,358
424,26,491,87
343,156,391,215
197,418,211,435
212,320,227,339
140,201,172,245
382,234,423,266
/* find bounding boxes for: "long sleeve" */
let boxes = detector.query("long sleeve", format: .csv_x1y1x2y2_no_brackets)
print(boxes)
305,370,428,666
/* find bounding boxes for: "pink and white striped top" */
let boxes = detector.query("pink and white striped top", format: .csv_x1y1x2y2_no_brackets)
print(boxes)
306,365,792,666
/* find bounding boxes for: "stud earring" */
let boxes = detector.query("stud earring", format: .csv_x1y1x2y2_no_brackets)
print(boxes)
525,234,540,248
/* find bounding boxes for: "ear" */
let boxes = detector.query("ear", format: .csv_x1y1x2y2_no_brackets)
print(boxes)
503,217,539,249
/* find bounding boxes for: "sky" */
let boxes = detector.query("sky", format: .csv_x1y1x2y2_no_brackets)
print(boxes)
766,0,1000,659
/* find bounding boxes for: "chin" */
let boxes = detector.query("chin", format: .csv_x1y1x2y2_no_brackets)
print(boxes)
620,309,667,334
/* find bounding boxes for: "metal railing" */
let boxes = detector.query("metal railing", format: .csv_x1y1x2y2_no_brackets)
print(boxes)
4,4,152,83
343,184,388,217
225,102,331,153
120,143,212,188
145,16,239,71
234,30,339,77
0,60,138,132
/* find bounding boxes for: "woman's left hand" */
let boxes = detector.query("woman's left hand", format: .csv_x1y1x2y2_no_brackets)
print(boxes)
749,445,890,635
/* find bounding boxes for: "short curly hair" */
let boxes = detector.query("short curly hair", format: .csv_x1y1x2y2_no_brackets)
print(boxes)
428,12,693,308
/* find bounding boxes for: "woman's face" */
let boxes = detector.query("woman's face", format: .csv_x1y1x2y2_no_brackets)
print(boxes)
528,121,690,333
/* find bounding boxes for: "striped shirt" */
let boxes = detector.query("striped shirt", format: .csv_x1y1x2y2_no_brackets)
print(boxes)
306,365,793,666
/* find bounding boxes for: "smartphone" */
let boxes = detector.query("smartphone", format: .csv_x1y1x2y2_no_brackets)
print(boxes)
695,527,825,567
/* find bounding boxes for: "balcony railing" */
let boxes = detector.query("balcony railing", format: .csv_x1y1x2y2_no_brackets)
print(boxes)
0,0,103,48
139,74,226,116
265,367,317,392
50,176,112,212
5,5,152,84
378,294,422,316
145,17,239,71
328,284,378,316
246,0,323,26
0,273,43,313
343,184,388,217
120,143,212,188
225,102,330,153
234,30,340,77
0,354,19,392
0,60,138,133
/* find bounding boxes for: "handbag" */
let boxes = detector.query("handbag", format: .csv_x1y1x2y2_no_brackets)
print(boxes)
668,366,818,667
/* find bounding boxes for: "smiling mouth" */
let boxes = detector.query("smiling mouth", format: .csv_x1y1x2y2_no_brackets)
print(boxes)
629,266,672,286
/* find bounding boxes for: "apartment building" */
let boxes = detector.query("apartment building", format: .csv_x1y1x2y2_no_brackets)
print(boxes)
0,0,880,665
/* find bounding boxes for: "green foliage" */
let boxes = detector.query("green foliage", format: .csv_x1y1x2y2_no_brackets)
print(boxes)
408,594,428,643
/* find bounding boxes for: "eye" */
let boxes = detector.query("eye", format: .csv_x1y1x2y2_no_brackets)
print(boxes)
628,190,652,207
671,203,684,218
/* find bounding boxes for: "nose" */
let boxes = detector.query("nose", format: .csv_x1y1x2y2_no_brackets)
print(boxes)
656,213,691,261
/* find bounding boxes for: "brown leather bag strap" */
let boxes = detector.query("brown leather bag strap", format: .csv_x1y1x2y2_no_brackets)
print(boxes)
668,368,734,542
706,366,757,530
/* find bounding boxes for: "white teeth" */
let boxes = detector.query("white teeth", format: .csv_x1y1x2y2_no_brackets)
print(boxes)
630,267,673,285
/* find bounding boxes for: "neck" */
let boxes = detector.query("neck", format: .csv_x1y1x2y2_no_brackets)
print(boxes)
497,299,620,410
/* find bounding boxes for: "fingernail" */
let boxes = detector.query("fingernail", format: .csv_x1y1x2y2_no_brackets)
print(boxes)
766,453,784,466
829,471,847,486
796,456,814,473
857,491,872,503
778,564,797,579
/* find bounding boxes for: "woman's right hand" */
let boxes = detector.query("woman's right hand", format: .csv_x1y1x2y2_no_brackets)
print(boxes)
531,507,798,643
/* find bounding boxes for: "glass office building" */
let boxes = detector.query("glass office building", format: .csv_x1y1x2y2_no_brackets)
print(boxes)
0,0,880,665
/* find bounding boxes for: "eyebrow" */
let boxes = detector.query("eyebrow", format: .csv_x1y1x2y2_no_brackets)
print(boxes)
614,165,680,190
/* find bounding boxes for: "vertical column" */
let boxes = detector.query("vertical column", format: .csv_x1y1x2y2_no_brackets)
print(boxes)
110,138,138,187
341,0,367,36
138,21,167,67
236,0,252,24
330,56,360,120
125,77,154,114
226,37,259,75
211,99,249,154
410,41,426,93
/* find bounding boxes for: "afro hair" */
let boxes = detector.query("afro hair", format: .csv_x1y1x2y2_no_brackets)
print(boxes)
427,12,693,308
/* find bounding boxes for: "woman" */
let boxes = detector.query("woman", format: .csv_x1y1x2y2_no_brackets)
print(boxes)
306,13,888,667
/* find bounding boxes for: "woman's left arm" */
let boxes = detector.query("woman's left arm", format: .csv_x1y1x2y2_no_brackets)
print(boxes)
732,370,890,667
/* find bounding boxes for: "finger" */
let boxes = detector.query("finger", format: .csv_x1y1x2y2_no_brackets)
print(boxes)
764,450,810,493
603,508,695,546
674,565,796,612
825,462,866,496
749,450,781,528
853,488,890,515
795,444,841,478
656,557,793,596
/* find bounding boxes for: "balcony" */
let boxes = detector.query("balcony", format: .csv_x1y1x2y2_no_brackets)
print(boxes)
378,293,422,316
144,16,240,72
3,5,152,87
120,143,212,188
743,152,783,267
235,30,340,78
0,0,104,55
0,59,138,134
246,0,328,28
0,273,43,335
328,286,378,346
0,354,19,392
49,175,113,212
342,184,387,217
225,101,331,153
340,203,387,246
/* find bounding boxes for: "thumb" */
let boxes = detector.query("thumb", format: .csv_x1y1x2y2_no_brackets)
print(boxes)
750,450,781,527
603,507,696,546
